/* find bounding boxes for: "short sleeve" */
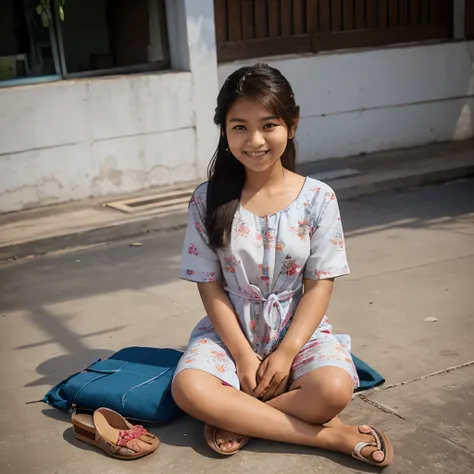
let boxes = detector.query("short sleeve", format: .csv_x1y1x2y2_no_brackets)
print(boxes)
304,187,350,280
179,185,222,283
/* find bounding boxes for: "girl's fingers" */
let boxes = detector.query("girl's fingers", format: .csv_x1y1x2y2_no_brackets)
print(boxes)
256,360,267,382
262,374,288,402
253,371,274,399
260,374,281,401
273,375,289,398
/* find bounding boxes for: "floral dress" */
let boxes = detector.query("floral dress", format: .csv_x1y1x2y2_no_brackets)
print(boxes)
174,177,359,390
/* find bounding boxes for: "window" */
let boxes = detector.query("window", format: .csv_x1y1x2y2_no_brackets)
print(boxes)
0,0,61,84
214,0,454,62
0,0,169,87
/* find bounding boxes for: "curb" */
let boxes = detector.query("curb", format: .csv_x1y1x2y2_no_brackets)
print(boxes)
333,163,474,200
2,164,474,261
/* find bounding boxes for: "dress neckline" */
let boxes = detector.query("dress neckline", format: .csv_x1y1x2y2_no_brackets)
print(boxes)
239,177,308,219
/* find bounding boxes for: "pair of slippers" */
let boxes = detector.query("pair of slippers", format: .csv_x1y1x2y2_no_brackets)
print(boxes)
204,424,393,467
72,408,392,467
72,408,160,460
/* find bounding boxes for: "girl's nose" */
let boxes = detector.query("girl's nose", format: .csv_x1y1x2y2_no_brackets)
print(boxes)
247,131,265,148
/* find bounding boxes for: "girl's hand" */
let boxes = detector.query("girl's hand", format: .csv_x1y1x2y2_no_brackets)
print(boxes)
235,352,262,395
253,349,293,402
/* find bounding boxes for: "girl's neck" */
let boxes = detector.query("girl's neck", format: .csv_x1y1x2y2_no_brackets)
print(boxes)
244,160,287,193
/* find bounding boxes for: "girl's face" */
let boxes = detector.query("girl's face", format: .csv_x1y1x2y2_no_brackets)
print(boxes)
225,97,294,173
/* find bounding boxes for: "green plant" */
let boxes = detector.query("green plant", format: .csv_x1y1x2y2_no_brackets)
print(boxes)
36,0,65,28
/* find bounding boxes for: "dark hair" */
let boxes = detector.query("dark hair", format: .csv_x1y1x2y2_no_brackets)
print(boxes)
206,63,300,249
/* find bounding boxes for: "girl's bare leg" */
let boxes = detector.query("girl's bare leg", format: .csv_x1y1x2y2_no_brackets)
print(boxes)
268,367,353,421
172,368,384,462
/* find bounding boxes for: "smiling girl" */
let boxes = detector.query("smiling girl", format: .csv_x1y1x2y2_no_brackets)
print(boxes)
171,63,393,467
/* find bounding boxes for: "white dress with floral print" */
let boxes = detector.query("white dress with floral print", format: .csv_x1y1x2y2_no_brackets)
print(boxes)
175,177,359,390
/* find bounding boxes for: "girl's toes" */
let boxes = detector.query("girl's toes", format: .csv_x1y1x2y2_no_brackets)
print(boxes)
372,450,385,463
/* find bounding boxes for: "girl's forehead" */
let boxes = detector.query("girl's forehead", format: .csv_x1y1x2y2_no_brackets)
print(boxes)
227,97,278,120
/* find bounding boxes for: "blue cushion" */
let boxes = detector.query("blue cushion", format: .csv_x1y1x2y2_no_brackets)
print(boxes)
43,347,184,424
352,354,385,392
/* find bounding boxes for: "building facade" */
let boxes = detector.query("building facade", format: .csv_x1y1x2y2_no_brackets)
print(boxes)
0,0,473,213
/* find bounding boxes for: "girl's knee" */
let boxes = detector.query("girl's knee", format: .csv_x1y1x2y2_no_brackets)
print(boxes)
300,369,354,421
171,369,219,411
172,370,204,408
316,372,354,415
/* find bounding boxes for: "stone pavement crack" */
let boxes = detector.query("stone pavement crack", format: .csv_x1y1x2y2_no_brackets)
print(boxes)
353,361,474,421
357,395,407,420
379,360,474,391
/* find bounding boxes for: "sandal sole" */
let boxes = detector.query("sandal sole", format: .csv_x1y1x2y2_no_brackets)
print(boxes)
75,432,158,460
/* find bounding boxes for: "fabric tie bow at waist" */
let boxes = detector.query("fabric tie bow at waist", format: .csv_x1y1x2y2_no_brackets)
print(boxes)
224,285,302,331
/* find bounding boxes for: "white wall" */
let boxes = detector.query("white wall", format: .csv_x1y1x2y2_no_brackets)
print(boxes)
0,0,220,213
0,71,198,212
219,41,474,162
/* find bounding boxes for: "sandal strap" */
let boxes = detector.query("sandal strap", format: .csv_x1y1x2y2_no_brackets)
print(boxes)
358,425,385,452
131,425,156,438
352,425,389,466
352,441,377,462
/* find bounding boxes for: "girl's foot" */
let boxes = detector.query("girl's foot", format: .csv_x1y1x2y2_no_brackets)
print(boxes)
204,424,250,455
204,419,393,466
344,425,393,467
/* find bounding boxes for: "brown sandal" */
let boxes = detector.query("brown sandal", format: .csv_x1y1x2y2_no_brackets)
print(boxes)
72,408,160,460
204,424,250,456
351,425,394,467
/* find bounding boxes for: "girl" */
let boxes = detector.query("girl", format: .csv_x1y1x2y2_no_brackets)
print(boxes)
171,63,393,467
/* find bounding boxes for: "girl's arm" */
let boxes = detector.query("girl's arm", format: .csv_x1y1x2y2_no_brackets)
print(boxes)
198,281,255,361
277,278,334,359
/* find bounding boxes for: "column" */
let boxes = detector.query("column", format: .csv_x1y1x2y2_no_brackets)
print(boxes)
165,0,220,179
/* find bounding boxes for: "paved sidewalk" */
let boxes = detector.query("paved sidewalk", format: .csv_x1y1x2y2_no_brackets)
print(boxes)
0,179,473,473
1,140,473,261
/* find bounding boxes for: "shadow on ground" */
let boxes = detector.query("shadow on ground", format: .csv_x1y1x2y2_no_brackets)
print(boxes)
1,179,473,314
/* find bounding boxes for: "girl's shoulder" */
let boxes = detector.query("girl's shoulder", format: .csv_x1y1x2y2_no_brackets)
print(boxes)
304,177,337,205
189,181,209,208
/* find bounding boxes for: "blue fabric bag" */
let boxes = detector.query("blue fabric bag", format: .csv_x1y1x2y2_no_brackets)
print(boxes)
352,354,385,392
43,347,184,424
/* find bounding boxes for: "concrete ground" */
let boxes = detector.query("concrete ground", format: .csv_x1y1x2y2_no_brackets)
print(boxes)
1,179,473,473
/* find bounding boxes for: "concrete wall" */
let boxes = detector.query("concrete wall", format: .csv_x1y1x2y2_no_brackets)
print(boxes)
0,72,198,212
219,41,474,163
0,0,219,213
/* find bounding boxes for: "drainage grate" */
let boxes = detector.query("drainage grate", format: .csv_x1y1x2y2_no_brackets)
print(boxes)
104,187,194,214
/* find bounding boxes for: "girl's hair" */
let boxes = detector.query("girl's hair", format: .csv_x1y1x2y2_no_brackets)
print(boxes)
206,63,300,249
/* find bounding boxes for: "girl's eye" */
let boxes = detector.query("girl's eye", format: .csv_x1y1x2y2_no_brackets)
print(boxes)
264,123,278,129
233,125,246,131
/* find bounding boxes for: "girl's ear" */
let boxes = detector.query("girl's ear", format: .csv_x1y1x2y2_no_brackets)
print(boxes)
289,114,300,139
288,124,298,139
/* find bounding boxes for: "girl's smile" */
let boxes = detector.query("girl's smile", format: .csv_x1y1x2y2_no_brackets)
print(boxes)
225,97,291,172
